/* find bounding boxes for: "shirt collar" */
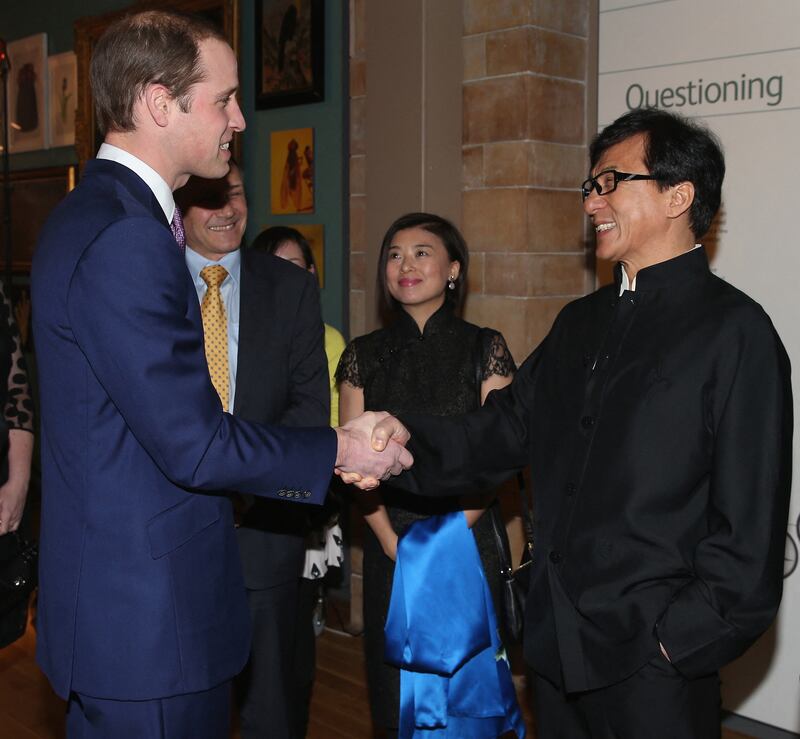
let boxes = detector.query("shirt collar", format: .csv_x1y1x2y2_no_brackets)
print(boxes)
97,143,176,223
185,245,242,286
617,244,705,295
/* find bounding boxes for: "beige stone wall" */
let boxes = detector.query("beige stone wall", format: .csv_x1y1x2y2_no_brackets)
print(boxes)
461,0,593,360
347,0,367,630
345,0,595,628
348,0,367,342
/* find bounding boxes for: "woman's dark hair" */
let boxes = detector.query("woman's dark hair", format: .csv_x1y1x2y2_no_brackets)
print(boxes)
377,212,469,311
589,108,725,239
250,226,316,272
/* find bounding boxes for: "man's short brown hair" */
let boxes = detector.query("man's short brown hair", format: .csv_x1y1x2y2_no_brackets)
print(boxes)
91,9,226,135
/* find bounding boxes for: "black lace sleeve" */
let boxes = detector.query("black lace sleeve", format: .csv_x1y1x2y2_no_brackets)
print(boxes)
335,339,363,388
0,287,33,432
480,330,515,381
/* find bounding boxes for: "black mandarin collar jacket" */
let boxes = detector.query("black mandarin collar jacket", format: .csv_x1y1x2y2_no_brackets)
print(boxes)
399,246,793,691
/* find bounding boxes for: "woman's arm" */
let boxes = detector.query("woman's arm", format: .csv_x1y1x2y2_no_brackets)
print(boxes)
0,287,34,535
340,380,398,560
0,428,33,534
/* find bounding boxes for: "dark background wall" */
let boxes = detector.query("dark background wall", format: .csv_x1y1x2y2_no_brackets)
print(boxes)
0,0,348,330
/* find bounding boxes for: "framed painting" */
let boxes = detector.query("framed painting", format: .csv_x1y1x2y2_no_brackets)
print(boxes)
7,33,49,153
74,0,240,168
0,166,75,273
256,0,324,109
48,51,77,148
270,127,314,214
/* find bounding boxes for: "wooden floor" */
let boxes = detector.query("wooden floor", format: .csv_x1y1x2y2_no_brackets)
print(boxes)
0,607,753,738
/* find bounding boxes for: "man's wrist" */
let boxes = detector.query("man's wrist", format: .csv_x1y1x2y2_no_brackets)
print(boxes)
333,426,348,468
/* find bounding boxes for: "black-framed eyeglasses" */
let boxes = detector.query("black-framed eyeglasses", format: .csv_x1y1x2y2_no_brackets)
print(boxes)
581,170,661,200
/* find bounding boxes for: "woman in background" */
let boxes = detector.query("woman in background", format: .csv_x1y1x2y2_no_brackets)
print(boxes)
0,282,35,647
336,213,520,737
251,226,344,737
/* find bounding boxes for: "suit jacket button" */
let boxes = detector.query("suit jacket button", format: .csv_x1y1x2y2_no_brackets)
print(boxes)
549,550,563,564
303,491,310,498
278,490,286,497
581,415,595,429
565,483,576,496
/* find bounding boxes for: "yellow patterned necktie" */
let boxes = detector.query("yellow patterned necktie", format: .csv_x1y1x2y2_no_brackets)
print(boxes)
200,265,230,410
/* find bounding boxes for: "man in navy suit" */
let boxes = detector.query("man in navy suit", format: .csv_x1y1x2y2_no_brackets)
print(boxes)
176,162,328,738
31,11,410,737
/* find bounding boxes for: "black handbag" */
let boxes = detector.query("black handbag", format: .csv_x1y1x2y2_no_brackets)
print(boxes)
488,474,533,643
0,531,37,648
475,328,533,643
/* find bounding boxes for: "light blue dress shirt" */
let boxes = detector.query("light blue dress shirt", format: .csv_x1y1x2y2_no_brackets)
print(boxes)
185,245,241,411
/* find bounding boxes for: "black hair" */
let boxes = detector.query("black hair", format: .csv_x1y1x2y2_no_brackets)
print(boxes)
590,108,725,238
250,226,316,272
377,212,469,311
174,158,242,212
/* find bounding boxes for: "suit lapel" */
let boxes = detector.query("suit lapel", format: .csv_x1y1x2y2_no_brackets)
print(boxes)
84,158,168,227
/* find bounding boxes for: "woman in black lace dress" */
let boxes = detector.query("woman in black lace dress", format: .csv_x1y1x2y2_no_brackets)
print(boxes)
336,213,515,735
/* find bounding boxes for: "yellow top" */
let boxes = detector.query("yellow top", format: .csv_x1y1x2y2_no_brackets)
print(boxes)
324,323,346,427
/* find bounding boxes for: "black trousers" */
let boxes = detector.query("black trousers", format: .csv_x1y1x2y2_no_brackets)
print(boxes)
534,656,721,739
236,579,299,739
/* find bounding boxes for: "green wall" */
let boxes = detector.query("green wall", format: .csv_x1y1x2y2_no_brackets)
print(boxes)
239,0,348,331
0,0,348,330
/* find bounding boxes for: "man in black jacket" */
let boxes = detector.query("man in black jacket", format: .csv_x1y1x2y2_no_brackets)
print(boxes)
362,109,793,738
177,163,329,738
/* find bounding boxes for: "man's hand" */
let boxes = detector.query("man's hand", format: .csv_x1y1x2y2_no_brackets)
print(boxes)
370,414,410,453
334,411,412,490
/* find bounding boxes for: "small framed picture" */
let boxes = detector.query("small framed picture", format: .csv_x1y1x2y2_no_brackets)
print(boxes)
256,0,324,109
7,33,49,153
47,51,77,148
0,166,74,272
270,127,314,214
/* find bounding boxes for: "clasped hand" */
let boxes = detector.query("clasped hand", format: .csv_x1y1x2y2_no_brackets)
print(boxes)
334,411,412,490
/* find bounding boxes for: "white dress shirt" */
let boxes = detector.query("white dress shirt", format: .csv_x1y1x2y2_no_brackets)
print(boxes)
96,143,177,224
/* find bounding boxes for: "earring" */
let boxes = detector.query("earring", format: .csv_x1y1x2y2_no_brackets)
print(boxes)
447,275,456,290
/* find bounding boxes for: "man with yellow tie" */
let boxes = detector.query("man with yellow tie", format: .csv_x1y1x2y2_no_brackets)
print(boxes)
177,162,329,738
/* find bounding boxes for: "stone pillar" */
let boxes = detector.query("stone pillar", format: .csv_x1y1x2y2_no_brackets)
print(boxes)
346,0,597,627
461,0,593,358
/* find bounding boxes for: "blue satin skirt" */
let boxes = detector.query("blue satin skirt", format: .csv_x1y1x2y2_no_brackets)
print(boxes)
384,511,525,738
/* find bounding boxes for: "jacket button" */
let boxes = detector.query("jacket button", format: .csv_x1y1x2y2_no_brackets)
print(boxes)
278,490,286,497
565,483,576,496
581,415,595,429
549,550,563,564
303,491,310,498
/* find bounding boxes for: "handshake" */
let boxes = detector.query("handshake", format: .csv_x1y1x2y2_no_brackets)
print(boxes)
334,412,411,490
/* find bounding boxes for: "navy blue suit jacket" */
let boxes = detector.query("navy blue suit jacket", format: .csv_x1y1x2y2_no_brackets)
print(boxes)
31,159,336,700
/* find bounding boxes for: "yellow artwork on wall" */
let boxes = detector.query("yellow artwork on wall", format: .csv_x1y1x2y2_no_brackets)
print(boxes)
270,127,314,214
